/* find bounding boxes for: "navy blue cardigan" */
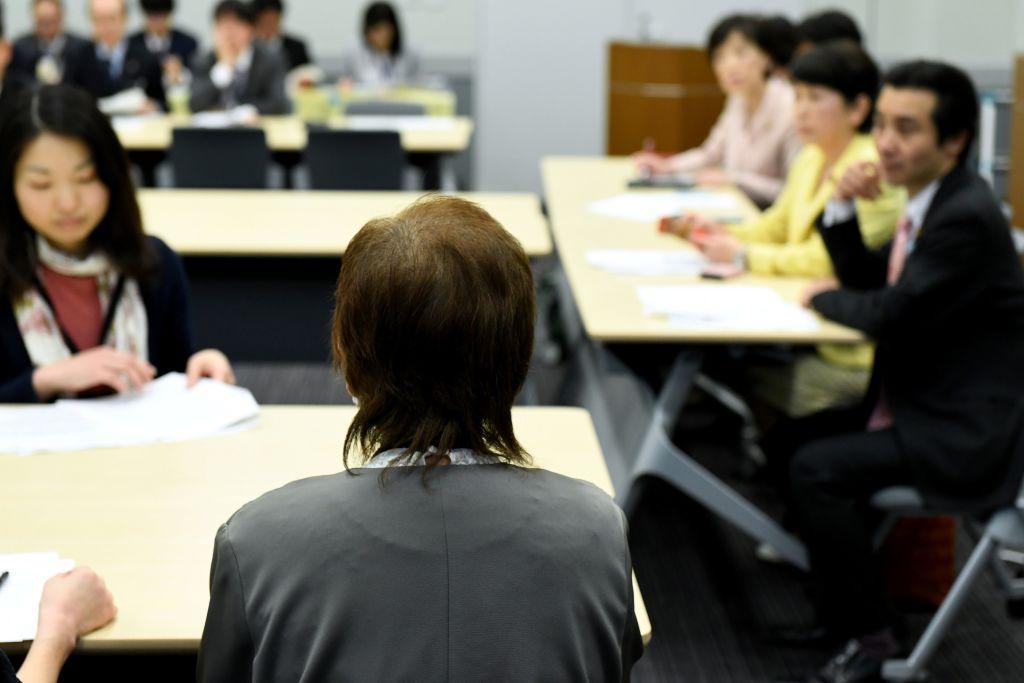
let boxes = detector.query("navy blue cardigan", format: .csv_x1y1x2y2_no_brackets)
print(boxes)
0,236,195,403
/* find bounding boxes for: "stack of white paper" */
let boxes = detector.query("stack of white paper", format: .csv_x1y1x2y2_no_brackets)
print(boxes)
344,115,456,132
0,373,259,456
587,249,707,276
587,191,741,222
636,285,821,332
0,553,75,643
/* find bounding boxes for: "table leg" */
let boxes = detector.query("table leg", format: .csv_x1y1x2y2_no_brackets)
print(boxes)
618,350,809,571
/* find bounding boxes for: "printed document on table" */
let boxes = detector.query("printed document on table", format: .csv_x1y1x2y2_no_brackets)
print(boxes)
587,249,708,276
0,552,75,643
636,285,821,332
344,115,456,132
587,191,741,222
0,373,259,456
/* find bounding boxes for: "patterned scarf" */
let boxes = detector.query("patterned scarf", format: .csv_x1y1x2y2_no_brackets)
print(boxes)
13,236,149,366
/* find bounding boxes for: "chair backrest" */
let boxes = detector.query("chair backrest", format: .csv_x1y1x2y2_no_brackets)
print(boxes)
305,129,405,191
169,128,270,189
344,101,426,116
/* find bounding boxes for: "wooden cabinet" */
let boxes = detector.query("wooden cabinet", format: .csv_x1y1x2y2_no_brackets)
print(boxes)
606,42,724,156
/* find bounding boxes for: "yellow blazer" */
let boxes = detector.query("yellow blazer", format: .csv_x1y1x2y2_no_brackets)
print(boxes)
729,135,906,368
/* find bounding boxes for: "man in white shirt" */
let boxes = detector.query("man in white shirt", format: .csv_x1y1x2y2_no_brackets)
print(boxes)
189,0,288,115
89,0,164,111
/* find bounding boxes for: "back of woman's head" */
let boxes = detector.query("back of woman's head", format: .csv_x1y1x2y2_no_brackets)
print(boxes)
333,195,535,472
790,40,879,133
0,84,150,297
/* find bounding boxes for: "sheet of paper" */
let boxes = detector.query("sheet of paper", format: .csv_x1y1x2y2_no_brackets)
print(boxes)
110,111,162,133
0,374,260,456
636,285,821,332
0,553,75,643
343,115,456,132
586,249,708,276
587,191,742,222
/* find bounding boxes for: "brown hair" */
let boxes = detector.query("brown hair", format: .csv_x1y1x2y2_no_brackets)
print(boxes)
333,195,535,473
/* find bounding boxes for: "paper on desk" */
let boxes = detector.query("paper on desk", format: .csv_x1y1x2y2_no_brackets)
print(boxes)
0,373,259,456
587,249,707,276
587,191,741,222
344,115,455,132
636,285,821,332
0,552,75,643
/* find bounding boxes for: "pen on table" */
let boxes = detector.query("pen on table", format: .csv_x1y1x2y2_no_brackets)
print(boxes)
0,570,9,590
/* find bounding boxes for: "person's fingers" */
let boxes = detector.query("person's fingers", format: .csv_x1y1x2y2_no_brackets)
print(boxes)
104,357,149,392
186,358,203,388
97,369,130,395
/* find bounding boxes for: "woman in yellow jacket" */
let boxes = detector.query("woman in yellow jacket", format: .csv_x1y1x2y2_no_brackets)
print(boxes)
666,41,905,416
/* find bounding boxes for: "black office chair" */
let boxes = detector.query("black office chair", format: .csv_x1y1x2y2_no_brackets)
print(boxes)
344,101,426,116
169,128,270,189
304,129,405,190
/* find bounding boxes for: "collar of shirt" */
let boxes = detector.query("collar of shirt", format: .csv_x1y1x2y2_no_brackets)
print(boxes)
743,76,790,134
235,46,254,73
39,34,67,56
904,178,941,240
96,40,126,63
362,448,489,468
145,32,170,55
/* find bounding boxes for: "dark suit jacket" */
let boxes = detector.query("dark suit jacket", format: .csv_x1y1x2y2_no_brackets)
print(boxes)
198,465,644,682
280,34,311,71
7,32,103,94
189,43,289,115
812,164,1024,511
0,77,25,113
94,40,166,109
0,237,196,403
127,28,199,67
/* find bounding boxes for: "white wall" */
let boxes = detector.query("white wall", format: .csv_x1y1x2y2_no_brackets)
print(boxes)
2,0,477,60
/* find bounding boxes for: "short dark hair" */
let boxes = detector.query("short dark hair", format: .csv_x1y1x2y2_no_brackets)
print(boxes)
0,85,155,298
706,14,757,59
797,9,862,46
883,60,979,164
790,40,879,134
139,0,174,14
252,0,283,15
333,195,535,475
363,1,402,56
757,15,799,69
213,0,253,24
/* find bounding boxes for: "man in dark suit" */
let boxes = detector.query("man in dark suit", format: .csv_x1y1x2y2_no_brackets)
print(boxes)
8,0,101,93
189,0,288,115
89,0,165,110
253,0,312,72
127,0,198,88
789,61,1024,682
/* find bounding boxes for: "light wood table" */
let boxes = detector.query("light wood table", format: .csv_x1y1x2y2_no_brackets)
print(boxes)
0,406,650,650
115,115,474,154
542,156,870,571
139,190,551,258
541,156,863,344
